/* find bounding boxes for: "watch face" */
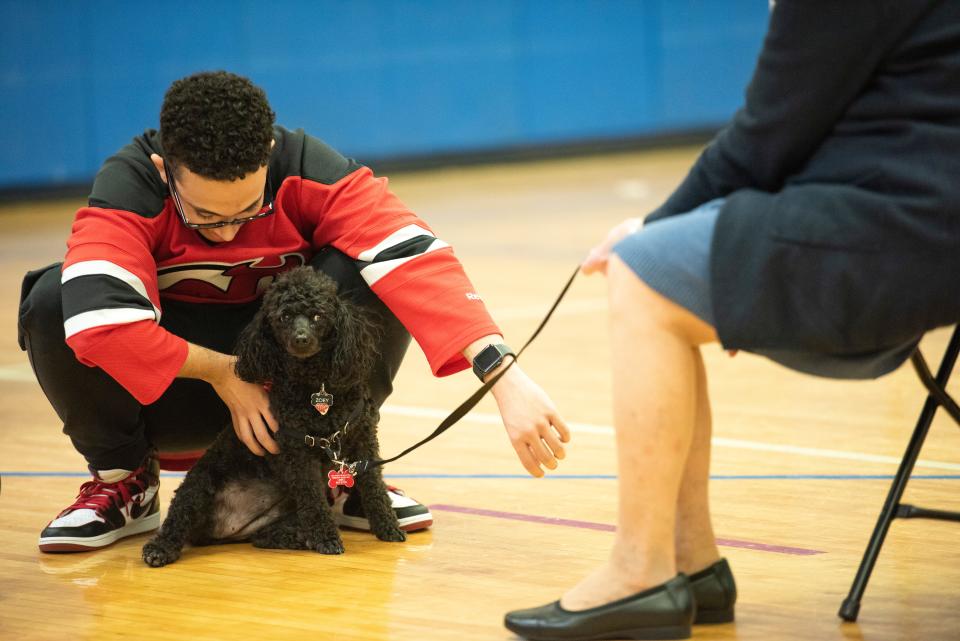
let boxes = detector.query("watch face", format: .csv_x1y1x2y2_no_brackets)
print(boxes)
475,345,503,373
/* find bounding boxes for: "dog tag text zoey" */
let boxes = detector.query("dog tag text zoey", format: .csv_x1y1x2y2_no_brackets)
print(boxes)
311,384,334,415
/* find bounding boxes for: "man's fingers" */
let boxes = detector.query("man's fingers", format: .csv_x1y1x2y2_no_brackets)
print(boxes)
252,417,280,454
238,419,267,457
550,414,571,443
515,442,544,478
531,435,559,470
229,410,242,439
542,431,567,460
253,385,280,433
263,405,280,433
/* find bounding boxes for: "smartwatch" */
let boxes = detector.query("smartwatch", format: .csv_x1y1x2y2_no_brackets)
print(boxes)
472,343,516,382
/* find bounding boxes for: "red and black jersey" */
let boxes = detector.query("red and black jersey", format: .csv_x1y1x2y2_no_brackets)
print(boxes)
63,126,500,404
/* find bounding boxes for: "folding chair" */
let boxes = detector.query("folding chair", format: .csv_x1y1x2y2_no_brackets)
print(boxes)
839,324,960,622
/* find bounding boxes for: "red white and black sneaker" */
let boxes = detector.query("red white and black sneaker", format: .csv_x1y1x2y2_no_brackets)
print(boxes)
38,453,161,553
330,485,433,532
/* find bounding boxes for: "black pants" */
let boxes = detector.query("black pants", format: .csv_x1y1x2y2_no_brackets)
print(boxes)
17,248,411,471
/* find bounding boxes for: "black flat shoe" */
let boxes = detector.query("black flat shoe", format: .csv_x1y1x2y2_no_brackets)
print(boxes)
503,574,694,641
689,558,737,624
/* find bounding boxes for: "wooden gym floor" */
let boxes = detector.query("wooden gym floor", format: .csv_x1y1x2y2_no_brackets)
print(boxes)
0,147,958,641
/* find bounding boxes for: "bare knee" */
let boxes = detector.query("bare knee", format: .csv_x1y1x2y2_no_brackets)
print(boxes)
606,254,718,346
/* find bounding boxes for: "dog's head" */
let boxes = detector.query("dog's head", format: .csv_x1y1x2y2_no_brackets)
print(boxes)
262,266,339,359
234,266,380,386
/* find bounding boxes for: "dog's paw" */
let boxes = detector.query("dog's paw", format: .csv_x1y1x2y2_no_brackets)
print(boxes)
313,536,345,555
373,524,406,543
142,539,181,567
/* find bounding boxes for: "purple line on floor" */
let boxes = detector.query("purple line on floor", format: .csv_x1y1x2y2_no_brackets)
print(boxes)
429,504,824,556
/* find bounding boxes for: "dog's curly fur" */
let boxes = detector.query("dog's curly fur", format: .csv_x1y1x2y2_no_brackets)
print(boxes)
142,267,404,567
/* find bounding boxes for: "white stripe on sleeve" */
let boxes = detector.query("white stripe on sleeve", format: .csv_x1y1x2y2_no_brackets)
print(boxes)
63,308,159,340
359,238,450,287
62,260,161,320
357,224,436,262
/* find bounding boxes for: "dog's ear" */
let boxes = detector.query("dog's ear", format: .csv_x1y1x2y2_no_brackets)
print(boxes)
234,308,284,384
332,297,380,387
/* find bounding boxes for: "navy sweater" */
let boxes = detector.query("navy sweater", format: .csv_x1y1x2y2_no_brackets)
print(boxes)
648,0,960,355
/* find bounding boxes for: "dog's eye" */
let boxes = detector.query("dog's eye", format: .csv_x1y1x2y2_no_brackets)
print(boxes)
280,313,291,323
312,314,322,324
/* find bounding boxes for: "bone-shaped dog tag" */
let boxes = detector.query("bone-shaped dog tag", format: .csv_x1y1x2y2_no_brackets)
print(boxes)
327,467,355,489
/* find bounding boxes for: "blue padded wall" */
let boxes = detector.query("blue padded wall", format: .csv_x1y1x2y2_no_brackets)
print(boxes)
0,1,769,189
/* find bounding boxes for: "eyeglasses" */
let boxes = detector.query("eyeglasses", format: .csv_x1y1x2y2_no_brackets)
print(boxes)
165,161,274,230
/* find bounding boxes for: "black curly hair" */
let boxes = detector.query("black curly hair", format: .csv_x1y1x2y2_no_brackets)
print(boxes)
160,71,276,181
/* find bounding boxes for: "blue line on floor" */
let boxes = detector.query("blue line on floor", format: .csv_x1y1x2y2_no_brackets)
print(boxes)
3,472,960,480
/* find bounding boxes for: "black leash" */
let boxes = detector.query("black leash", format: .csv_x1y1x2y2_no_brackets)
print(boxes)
353,265,581,475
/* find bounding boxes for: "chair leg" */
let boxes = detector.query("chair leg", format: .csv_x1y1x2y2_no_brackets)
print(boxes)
838,327,960,622
911,337,960,426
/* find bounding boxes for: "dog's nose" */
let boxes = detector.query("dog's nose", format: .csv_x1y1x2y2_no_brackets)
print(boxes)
294,333,311,346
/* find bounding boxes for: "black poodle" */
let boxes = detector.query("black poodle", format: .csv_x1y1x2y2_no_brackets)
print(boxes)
142,266,405,567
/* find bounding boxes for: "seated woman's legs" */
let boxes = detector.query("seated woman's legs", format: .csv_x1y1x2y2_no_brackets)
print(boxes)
675,348,721,575
561,254,720,610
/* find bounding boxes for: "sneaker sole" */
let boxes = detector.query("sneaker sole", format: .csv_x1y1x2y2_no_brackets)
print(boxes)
39,511,161,553
335,513,433,533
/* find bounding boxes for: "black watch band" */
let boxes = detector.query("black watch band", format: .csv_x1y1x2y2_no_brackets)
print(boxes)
472,343,515,382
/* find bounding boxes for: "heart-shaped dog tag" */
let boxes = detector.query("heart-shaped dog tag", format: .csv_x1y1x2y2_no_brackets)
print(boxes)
310,384,334,416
